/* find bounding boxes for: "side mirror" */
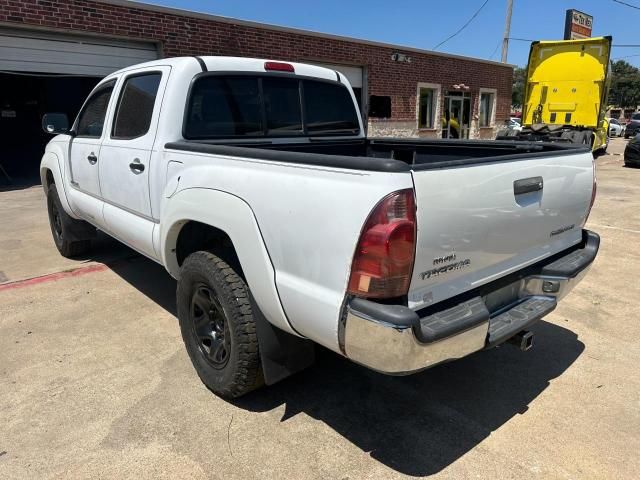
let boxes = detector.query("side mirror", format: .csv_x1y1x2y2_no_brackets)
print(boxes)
41,113,71,135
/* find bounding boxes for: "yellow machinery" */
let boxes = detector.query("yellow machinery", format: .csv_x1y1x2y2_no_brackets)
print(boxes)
500,36,612,152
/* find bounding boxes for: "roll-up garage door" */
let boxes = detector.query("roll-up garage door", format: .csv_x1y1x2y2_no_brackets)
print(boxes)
0,28,159,76
306,62,363,89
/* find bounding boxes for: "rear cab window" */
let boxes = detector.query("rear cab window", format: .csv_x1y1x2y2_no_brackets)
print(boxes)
184,74,360,139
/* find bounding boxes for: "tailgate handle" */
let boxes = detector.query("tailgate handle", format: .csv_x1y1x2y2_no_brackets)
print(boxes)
514,177,543,195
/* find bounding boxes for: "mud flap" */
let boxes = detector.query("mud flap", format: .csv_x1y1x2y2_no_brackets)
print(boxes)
249,294,315,385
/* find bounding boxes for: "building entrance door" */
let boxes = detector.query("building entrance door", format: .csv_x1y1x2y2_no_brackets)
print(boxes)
442,91,471,139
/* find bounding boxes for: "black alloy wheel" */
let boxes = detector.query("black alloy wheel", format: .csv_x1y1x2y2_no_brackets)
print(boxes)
190,283,230,368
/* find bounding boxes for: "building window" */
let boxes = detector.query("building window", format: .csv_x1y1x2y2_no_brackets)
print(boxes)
479,89,496,127
369,95,391,118
418,88,436,128
416,83,440,130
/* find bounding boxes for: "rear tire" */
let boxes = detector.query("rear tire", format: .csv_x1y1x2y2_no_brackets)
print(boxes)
46,184,92,258
177,251,264,398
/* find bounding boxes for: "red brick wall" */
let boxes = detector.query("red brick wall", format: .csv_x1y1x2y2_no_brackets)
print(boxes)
0,0,513,124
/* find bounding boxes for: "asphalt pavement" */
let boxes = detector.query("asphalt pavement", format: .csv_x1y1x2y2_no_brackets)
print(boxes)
0,137,638,479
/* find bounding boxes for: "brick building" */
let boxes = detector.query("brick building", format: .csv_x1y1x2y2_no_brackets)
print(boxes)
0,0,513,179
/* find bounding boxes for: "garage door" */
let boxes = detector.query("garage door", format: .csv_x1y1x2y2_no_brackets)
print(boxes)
0,28,159,76
306,62,363,89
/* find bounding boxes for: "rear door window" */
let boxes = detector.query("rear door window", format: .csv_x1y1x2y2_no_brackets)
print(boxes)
112,72,162,139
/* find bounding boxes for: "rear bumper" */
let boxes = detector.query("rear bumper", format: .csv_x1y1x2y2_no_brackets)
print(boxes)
343,230,599,375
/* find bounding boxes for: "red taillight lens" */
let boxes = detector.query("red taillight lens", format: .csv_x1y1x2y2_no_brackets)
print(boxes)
264,61,295,73
347,189,416,299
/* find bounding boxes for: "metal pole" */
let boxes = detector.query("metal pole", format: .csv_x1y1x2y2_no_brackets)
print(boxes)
501,0,513,63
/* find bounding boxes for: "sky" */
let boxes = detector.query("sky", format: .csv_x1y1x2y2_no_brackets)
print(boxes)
138,0,637,68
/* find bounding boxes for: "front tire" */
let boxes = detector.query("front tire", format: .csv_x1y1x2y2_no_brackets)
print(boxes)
46,184,92,258
177,251,264,398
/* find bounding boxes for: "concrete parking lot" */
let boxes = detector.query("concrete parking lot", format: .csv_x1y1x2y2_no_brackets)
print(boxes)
1,137,639,479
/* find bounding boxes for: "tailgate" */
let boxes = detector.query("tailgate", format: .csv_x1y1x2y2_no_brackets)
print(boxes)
407,150,594,310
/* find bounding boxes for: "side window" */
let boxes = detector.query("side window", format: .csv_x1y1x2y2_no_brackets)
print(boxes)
418,88,436,129
75,81,115,138
112,73,162,139
479,91,496,127
369,95,392,118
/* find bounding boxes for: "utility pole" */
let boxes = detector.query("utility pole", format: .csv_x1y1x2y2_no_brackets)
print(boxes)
501,0,513,63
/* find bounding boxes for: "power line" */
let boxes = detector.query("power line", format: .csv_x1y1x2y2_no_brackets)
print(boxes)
611,0,640,10
612,54,640,60
489,39,502,60
433,0,490,50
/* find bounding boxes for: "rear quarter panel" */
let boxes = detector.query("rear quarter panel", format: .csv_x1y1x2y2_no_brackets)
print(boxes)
160,150,413,352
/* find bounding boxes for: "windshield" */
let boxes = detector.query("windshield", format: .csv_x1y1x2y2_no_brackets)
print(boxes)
184,74,360,139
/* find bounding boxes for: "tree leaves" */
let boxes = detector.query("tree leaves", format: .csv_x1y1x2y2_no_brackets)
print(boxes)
609,60,640,109
512,67,527,109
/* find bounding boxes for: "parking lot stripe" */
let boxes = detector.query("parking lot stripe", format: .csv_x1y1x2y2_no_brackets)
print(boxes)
0,263,109,292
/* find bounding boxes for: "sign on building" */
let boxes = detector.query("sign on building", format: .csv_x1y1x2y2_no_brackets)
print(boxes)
564,10,593,40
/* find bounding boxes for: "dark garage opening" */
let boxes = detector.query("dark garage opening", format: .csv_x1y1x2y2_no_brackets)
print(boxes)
0,72,100,187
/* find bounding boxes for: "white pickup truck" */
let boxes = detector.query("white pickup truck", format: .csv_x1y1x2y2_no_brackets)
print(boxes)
40,57,599,398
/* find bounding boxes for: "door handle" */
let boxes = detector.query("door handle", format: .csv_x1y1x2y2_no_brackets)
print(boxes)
129,159,145,174
87,153,98,165
514,176,543,195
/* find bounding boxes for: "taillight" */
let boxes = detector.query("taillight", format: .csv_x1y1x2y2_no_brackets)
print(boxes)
347,189,416,299
264,61,295,73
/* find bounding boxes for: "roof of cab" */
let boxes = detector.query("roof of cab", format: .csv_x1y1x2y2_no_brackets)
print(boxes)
106,56,341,83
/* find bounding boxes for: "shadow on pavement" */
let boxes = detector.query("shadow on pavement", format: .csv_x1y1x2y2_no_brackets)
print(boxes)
0,176,41,192
106,253,585,477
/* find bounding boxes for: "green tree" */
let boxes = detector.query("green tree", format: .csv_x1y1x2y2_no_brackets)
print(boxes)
609,60,640,108
512,67,526,109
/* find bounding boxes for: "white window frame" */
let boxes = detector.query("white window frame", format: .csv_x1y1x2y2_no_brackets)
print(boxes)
416,82,441,130
478,88,497,128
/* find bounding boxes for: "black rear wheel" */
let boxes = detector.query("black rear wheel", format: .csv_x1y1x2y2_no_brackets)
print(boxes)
177,251,264,398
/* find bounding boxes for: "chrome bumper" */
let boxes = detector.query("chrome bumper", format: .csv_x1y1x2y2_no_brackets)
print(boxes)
343,230,599,375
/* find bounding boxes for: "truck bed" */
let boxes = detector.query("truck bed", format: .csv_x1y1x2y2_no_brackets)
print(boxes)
166,137,594,312
166,137,590,172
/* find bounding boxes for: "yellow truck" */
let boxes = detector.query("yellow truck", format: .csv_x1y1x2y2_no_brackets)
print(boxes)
499,36,612,153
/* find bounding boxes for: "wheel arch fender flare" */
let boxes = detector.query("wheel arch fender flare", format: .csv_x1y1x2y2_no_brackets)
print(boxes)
39,147,79,219
160,187,296,336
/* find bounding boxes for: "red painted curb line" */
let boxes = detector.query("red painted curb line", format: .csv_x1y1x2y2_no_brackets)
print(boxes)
0,263,110,292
